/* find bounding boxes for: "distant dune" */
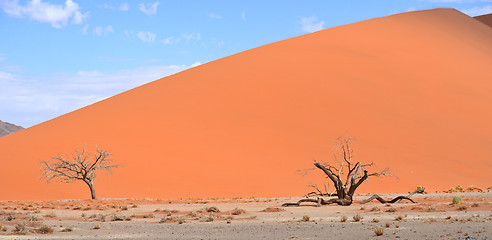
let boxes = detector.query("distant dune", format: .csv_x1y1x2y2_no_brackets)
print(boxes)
474,13,492,27
0,120,23,137
0,8,491,200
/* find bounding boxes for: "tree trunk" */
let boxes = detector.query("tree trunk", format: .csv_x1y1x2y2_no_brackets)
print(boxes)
84,180,96,199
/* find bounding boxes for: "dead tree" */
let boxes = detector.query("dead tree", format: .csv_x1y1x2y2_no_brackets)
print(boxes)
283,137,415,207
41,146,120,199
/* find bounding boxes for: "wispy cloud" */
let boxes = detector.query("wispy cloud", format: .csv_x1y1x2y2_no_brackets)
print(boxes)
0,0,89,28
300,16,325,33
137,31,156,42
461,5,492,15
162,36,175,45
138,2,159,16
208,12,222,19
81,24,89,34
181,32,201,41
100,3,129,11
0,62,202,127
241,10,246,21
93,25,114,36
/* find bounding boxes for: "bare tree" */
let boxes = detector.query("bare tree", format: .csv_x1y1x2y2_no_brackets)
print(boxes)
41,146,120,199
283,136,415,207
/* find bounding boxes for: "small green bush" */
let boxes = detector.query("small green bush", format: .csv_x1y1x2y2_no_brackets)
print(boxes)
452,196,463,205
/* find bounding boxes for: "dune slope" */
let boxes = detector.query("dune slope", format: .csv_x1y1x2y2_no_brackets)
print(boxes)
1,8,491,200
474,13,492,27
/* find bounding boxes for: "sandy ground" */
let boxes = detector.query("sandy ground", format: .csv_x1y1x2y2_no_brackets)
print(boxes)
0,191,491,239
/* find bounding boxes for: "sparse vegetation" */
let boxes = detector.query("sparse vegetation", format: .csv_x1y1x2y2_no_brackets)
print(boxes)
232,208,246,215
93,224,100,230
374,226,384,236
302,215,310,222
370,206,380,212
340,216,347,222
385,222,390,228
61,226,73,232
471,202,479,207
353,214,362,222
206,206,220,212
262,207,285,212
372,218,380,223
37,225,54,234
458,205,468,211
452,196,463,205
13,222,27,235
395,215,403,221
385,207,396,212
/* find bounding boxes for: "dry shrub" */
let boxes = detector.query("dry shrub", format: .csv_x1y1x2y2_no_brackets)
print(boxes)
427,205,436,211
385,207,396,213
261,207,285,212
395,215,403,221
61,227,73,232
471,202,479,207
455,185,463,192
232,208,246,215
353,214,362,222
143,213,154,218
385,222,390,228
302,215,310,222
372,218,380,223
457,205,468,211
37,225,54,234
206,207,220,213
374,226,384,236
44,211,57,218
13,222,27,235
93,224,100,230
340,216,347,222
370,206,380,212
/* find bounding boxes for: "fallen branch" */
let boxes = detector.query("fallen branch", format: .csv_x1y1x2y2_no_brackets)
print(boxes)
282,197,352,207
360,194,416,204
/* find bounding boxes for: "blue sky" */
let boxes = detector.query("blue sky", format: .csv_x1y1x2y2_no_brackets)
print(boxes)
1,0,491,128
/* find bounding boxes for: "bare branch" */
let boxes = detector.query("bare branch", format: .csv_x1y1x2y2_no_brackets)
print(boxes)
40,146,120,199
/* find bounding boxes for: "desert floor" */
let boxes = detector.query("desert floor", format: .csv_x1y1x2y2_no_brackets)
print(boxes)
0,191,491,239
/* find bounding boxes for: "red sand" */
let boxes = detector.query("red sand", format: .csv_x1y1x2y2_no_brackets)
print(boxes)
474,13,492,28
1,8,491,200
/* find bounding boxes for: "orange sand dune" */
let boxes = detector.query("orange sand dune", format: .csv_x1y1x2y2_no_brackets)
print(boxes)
474,13,492,28
1,8,491,200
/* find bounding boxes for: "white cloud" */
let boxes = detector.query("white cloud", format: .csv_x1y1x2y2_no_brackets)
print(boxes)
81,23,89,34
138,2,159,16
100,2,129,11
300,16,325,33
0,0,89,28
120,3,129,11
182,32,201,41
0,62,202,127
137,31,156,42
93,25,114,36
461,5,492,16
208,12,222,19
241,10,246,21
162,36,175,45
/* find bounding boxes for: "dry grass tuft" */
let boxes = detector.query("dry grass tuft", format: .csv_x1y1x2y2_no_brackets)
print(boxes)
353,214,362,222
232,208,246,215
37,225,54,234
340,216,347,222
261,207,285,212
374,226,384,236
302,215,310,222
